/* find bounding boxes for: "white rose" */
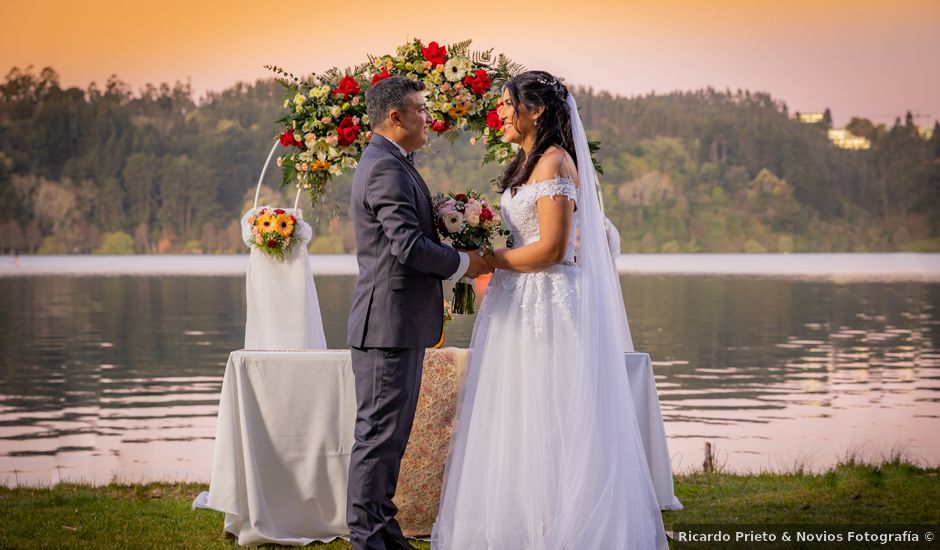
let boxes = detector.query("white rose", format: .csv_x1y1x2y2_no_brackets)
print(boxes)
304,133,317,148
443,211,464,233
330,105,342,118
466,213,480,226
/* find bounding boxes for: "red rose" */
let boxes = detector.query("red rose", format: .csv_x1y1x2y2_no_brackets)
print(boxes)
274,209,285,215
431,119,450,133
468,70,491,95
332,75,361,99
480,207,494,221
455,193,468,202
371,68,392,85
486,109,503,130
421,41,447,66
267,239,277,247
337,116,362,146
279,129,300,148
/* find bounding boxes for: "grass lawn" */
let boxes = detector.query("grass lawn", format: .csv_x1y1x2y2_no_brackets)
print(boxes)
1,460,937,548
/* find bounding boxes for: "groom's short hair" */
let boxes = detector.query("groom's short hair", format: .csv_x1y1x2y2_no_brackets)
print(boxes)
366,76,425,130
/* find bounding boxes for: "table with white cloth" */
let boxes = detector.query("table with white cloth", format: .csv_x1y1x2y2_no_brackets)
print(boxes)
193,349,682,546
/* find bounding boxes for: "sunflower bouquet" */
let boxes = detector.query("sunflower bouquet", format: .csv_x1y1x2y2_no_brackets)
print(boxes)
247,208,299,260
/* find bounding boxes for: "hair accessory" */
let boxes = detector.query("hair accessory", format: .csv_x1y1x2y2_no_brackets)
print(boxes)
537,77,558,89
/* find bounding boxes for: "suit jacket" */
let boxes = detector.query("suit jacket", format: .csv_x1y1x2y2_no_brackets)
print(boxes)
347,135,460,349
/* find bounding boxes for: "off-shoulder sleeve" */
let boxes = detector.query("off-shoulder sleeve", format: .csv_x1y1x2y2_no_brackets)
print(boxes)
529,177,578,203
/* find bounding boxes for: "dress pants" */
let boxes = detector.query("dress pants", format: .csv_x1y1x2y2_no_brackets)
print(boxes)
346,346,424,550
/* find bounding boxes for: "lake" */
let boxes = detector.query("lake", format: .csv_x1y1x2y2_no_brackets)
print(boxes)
0,254,938,486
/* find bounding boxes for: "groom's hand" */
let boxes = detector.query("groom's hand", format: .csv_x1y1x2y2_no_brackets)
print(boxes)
464,249,494,279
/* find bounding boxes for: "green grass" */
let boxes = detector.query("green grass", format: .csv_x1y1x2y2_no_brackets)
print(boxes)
1,460,937,549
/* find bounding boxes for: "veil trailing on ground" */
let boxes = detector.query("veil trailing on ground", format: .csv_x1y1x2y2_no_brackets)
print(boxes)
568,94,635,352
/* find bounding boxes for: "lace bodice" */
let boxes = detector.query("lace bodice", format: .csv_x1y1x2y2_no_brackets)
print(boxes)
480,177,581,338
501,177,578,264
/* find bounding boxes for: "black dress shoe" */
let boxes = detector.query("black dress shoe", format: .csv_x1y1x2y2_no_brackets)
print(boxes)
384,535,419,550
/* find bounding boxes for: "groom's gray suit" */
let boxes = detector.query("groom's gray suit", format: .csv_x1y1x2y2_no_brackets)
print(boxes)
346,133,461,549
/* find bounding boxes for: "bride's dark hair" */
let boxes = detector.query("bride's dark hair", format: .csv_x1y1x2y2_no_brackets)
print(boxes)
497,70,577,194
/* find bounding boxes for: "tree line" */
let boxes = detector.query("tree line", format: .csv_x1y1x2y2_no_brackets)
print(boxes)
1,66,937,254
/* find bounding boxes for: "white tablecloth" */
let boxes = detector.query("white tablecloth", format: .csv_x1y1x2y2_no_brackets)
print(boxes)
194,349,681,546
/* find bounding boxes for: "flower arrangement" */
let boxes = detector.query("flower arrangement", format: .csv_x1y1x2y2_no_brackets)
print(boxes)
247,208,299,260
266,39,523,204
432,190,509,314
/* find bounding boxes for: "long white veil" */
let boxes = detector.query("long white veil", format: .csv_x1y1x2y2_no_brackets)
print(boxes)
567,94,634,352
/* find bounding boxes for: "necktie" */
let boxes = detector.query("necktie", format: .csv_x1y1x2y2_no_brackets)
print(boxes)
405,152,415,166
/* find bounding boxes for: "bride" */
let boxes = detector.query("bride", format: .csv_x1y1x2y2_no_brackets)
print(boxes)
431,71,669,549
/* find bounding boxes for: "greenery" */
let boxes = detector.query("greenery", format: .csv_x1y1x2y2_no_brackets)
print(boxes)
0,458,936,548
1,66,937,254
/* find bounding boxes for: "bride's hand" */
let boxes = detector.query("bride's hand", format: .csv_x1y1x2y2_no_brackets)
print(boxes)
483,248,504,270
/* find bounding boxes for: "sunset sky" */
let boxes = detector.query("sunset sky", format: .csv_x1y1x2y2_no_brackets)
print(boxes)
1,0,937,126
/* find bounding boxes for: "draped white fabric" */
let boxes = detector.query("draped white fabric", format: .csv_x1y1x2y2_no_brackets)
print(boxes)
240,207,326,350
193,351,355,546
431,96,671,549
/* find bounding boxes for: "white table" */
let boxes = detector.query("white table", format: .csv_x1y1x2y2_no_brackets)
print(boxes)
194,349,681,546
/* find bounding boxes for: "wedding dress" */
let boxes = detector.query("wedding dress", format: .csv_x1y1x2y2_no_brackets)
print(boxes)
431,96,669,549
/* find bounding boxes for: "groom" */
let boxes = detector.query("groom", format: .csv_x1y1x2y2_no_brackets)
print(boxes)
346,76,492,550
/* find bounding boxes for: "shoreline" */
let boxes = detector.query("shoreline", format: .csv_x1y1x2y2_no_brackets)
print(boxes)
1,459,937,548
1,253,939,281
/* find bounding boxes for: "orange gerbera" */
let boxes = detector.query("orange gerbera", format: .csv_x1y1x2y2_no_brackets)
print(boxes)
254,214,275,234
274,213,295,238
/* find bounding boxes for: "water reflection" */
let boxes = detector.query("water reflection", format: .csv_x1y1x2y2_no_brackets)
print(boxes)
0,275,937,484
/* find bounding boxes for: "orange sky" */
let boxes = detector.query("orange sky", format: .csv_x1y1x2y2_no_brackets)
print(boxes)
1,0,937,126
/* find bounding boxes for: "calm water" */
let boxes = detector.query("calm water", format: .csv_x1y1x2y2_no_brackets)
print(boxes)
0,264,939,485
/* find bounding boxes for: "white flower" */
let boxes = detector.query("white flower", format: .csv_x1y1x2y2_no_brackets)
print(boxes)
294,93,306,106
443,211,464,233
276,156,283,168
330,105,342,118
283,99,290,108
312,140,329,160
466,213,480,226
443,57,471,82
304,133,317,149
362,114,369,125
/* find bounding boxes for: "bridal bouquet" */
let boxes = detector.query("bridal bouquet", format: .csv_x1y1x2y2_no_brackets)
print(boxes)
432,190,508,314
247,208,299,261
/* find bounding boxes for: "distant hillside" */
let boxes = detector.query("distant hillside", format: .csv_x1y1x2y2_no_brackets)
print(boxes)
1,67,937,254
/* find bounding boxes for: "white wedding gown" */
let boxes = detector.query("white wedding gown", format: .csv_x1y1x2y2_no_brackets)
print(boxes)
431,178,669,550
241,206,327,350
